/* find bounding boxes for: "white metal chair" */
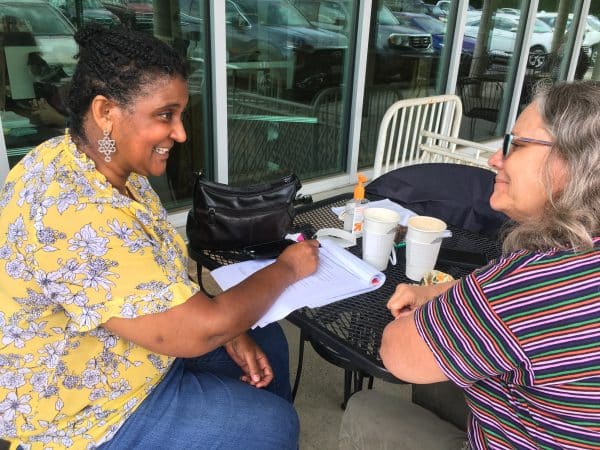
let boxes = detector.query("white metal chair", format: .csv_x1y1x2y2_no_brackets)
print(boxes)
372,94,463,179
418,130,497,170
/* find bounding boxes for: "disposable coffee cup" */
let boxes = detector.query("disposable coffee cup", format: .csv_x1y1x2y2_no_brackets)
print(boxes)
404,215,451,281
406,216,448,244
362,208,400,271
405,239,442,281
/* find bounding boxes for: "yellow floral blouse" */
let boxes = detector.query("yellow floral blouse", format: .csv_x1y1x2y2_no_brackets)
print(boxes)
0,134,199,448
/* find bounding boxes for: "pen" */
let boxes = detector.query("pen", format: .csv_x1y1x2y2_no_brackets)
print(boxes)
310,233,322,247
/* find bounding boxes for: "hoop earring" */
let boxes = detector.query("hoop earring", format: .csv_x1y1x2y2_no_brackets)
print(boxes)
97,129,116,162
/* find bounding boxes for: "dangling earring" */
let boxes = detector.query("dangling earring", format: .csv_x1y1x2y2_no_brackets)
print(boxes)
97,129,116,162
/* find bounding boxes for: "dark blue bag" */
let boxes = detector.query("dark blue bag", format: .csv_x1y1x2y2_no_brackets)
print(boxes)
365,163,508,237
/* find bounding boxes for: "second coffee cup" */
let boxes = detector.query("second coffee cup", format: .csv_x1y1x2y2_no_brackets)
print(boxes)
405,215,450,281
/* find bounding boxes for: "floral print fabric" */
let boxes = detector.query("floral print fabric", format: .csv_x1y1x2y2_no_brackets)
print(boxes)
0,134,199,448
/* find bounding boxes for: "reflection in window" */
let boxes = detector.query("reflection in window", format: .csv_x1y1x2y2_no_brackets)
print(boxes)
0,0,209,211
0,3,77,168
357,0,440,167
226,0,350,185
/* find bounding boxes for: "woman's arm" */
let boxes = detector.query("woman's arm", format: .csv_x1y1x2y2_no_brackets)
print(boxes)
103,240,319,357
380,312,448,383
379,281,458,383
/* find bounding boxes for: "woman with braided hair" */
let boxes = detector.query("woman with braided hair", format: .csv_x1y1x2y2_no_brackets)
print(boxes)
0,24,318,449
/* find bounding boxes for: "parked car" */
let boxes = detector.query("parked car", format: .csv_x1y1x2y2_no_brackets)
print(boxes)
393,11,476,55
497,8,520,16
100,0,152,32
293,0,434,83
464,12,553,69
178,0,348,99
0,0,77,148
434,0,477,22
387,0,439,16
537,11,600,64
0,0,78,76
49,0,120,27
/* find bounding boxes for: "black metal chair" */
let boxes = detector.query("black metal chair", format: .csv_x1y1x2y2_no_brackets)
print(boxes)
457,76,504,139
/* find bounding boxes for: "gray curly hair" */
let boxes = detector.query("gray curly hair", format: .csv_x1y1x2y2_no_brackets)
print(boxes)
502,80,600,253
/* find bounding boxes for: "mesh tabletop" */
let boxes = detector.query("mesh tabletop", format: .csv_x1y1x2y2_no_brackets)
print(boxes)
190,194,503,382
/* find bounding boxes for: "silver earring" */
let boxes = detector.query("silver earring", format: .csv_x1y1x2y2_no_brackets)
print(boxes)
98,129,116,162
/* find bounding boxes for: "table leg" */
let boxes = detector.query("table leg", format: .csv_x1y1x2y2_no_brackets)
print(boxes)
342,369,353,410
291,329,307,402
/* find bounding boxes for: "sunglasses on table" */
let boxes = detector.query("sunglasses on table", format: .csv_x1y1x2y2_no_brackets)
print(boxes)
502,133,553,158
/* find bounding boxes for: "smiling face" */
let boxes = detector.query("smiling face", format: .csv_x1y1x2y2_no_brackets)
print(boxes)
108,75,189,180
488,102,569,223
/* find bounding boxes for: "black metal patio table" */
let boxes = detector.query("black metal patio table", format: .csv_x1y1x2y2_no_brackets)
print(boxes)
188,193,502,407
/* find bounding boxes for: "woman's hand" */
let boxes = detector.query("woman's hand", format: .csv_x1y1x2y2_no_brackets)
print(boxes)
225,333,273,388
387,284,431,318
276,239,320,282
387,280,458,318
30,98,65,127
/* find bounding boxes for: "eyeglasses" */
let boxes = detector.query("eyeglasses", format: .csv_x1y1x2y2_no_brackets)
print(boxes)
502,133,553,158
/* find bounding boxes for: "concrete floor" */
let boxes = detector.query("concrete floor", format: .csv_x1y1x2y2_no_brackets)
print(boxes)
282,319,412,450
196,265,411,450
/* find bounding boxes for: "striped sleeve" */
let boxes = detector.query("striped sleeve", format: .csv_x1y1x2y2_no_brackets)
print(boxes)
414,242,600,448
415,244,600,388
414,255,533,388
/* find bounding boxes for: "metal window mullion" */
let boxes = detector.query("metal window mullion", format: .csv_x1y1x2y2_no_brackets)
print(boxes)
210,1,229,183
445,0,469,94
347,0,371,178
504,0,539,132
565,0,590,80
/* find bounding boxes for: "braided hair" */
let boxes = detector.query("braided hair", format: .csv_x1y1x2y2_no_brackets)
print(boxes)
66,24,188,144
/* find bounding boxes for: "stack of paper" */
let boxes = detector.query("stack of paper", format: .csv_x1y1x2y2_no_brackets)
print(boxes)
210,240,386,328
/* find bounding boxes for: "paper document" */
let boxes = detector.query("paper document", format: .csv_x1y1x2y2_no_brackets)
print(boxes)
210,240,385,328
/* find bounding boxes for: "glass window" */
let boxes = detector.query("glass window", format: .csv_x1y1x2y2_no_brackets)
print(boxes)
0,2,78,167
458,2,556,140
0,0,210,211
226,0,350,185
356,0,449,167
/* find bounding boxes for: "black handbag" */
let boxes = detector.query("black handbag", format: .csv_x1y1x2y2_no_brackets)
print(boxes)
186,174,301,251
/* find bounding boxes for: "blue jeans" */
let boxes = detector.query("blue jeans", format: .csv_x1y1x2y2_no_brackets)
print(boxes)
98,323,298,449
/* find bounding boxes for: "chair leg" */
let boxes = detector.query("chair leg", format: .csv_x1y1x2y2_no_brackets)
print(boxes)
469,117,476,139
197,264,214,297
341,370,368,410
341,369,353,410
354,371,365,393
291,329,307,402
367,376,374,390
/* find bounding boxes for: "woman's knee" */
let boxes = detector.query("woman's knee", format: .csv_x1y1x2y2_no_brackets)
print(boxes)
256,397,299,449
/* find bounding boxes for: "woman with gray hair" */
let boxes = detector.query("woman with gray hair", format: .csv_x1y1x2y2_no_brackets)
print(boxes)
341,80,600,449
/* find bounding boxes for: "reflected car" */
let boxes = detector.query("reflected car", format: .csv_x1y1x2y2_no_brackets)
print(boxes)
389,0,439,16
537,11,600,64
293,0,434,83
393,12,476,54
0,0,78,76
100,0,153,32
0,0,77,149
49,0,120,27
497,8,520,16
434,0,477,22
464,13,553,69
178,0,349,98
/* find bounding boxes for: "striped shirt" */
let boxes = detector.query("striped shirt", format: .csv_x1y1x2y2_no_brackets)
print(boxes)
415,237,600,449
